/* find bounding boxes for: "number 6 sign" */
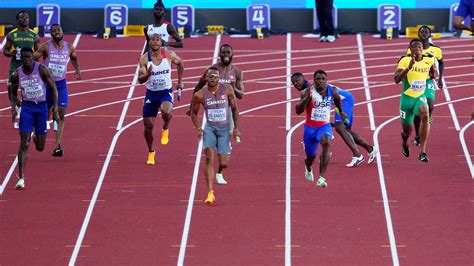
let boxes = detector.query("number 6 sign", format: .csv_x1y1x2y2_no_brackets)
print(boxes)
246,4,271,31
36,4,60,33
377,4,401,31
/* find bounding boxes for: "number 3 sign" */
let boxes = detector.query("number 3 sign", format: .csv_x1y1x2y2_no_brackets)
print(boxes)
377,4,401,31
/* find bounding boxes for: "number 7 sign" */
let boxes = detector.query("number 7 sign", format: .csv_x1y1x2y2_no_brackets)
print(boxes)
37,4,60,33
247,4,271,31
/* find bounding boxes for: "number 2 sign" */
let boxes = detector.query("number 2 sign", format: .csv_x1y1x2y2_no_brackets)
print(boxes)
246,4,271,31
377,4,401,31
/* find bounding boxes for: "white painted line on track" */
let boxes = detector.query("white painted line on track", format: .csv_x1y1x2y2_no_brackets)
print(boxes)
357,34,376,130
116,41,147,130
286,33,292,130
441,78,461,131
459,121,474,178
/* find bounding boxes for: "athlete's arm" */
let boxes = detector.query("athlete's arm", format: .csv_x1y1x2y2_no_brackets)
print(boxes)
234,68,244,99
33,42,47,61
227,84,240,136
193,68,209,95
138,55,152,84
69,44,82,80
437,59,444,89
394,56,414,84
3,33,15,57
295,87,311,115
40,64,59,121
164,24,184,48
190,91,204,138
168,50,184,89
143,26,150,55
33,34,40,51
332,87,347,120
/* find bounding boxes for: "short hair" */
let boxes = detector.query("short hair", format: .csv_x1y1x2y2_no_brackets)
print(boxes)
313,70,327,78
291,72,304,79
207,66,219,72
154,0,165,8
418,25,432,35
20,47,33,55
409,38,422,47
50,23,61,30
16,10,27,20
220,44,233,51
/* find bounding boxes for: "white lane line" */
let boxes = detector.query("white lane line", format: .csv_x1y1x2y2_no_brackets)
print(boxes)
116,41,147,130
177,33,221,266
357,33,376,130
441,78,461,131
286,33,292,130
72,33,81,48
0,36,7,50
459,121,474,178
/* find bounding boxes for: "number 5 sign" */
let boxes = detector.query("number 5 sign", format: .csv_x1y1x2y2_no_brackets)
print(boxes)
171,5,195,32
36,4,60,33
246,4,271,31
377,4,401,31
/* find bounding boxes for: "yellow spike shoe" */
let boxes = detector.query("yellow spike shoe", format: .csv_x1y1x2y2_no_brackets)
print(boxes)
204,191,215,205
146,150,156,165
161,128,169,145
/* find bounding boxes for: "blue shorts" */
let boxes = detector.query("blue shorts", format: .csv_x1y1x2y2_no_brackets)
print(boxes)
303,123,332,157
47,79,68,108
335,99,354,127
456,0,474,19
203,123,231,155
19,101,48,135
143,89,173,117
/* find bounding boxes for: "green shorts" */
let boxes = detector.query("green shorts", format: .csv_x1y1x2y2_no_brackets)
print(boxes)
400,94,428,125
424,79,435,100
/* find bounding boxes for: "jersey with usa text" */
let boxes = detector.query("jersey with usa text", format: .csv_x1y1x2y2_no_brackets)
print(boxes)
305,85,333,128
145,49,172,91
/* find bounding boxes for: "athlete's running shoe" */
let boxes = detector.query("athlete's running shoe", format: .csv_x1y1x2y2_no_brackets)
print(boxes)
418,152,429,162
346,155,365,167
402,143,410,157
305,167,314,182
52,146,63,157
205,191,215,205
147,150,156,165
215,173,227,185
368,147,378,164
317,176,327,188
161,128,169,145
15,178,25,190
413,136,421,146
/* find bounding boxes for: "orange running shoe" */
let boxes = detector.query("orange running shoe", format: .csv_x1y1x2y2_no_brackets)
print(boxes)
147,150,156,165
204,191,215,205
161,129,169,145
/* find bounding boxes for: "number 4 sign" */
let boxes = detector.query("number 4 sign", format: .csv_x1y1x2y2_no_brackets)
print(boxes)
377,4,401,31
36,4,60,33
246,4,271,31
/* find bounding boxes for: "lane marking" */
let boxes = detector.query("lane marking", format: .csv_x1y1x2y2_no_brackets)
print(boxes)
356,34,376,130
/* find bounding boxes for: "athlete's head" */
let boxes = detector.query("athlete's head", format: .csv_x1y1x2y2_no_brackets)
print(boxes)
409,39,423,59
291,72,307,91
206,66,220,87
20,47,34,68
149,34,163,51
153,0,166,19
313,70,327,91
418,25,431,42
50,24,63,42
219,44,233,66
16,11,29,27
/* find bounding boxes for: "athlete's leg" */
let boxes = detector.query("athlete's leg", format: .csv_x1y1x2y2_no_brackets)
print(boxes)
346,126,374,153
418,104,430,154
160,101,173,130
334,122,360,157
319,134,331,178
54,107,66,150
204,148,215,193
18,132,31,180
143,117,155,152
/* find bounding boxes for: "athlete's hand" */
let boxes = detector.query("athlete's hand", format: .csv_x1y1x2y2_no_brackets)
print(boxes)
52,107,59,121
408,54,416,70
340,112,348,121
186,108,191,117
74,69,82,80
196,127,203,139
146,65,153,77
233,128,241,143
437,78,443,89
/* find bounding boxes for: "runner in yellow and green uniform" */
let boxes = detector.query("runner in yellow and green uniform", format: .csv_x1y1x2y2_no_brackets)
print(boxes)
3,11,40,128
406,25,444,146
395,39,436,163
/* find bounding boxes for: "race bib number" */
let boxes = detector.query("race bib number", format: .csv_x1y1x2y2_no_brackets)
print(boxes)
208,108,227,122
48,63,66,78
24,85,44,99
150,77,167,90
427,82,435,90
311,107,330,122
411,80,426,92
15,49,21,60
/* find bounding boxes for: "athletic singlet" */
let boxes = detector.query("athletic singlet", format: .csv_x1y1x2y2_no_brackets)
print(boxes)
212,63,238,86
145,49,172,91
18,62,47,103
146,22,170,42
45,40,69,81
203,84,229,126
305,85,333,128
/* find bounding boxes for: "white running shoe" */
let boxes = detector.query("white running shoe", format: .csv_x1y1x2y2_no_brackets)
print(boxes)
368,147,378,164
47,122,51,130
320,36,328,42
317,176,327,187
305,167,314,182
13,122,19,129
346,154,365,167
215,173,227,185
15,178,25,190
327,35,336,42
